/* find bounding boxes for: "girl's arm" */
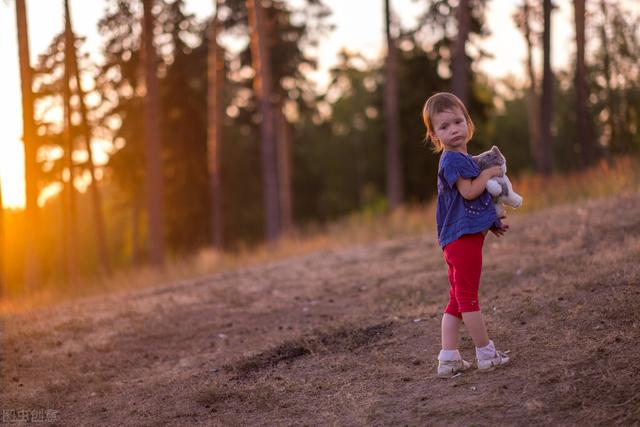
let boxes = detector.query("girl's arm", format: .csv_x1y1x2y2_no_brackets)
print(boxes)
455,166,503,200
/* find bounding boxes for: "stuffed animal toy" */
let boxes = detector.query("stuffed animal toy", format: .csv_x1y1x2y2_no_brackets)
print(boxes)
473,146,523,218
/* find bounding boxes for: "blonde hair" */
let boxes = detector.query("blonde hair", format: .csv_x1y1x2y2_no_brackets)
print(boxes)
422,92,475,153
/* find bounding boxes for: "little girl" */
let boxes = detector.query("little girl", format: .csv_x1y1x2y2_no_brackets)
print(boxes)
422,92,511,378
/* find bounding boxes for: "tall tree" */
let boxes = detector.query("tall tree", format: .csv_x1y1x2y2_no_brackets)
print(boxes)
216,0,331,243
142,0,165,266
276,108,293,232
384,0,403,209
539,0,554,174
15,0,40,290
452,0,471,105
62,9,80,286
413,0,492,145
207,0,224,248
573,0,593,168
514,0,543,173
0,182,4,297
64,0,111,276
246,0,281,242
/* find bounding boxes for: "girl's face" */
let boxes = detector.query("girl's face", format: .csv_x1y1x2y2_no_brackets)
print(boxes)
430,108,469,153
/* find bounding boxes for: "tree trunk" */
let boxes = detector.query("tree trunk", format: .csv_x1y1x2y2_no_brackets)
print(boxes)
142,0,165,266
452,0,471,105
62,20,79,287
207,1,224,249
64,0,111,276
15,0,40,291
276,107,293,232
540,0,554,175
127,184,143,266
573,0,593,168
246,0,281,242
384,0,403,210
0,183,4,297
598,0,616,156
522,0,543,173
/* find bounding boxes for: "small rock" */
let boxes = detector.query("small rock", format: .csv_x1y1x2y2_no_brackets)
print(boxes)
413,318,423,323
470,386,477,391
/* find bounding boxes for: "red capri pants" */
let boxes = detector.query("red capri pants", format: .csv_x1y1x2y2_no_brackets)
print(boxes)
443,232,485,319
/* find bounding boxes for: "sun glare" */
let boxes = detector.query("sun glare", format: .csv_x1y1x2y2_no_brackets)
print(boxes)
0,139,26,210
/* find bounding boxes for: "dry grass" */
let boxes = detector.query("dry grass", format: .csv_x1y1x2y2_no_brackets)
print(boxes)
1,155,639,315
513,156,640,212
1,190,639,425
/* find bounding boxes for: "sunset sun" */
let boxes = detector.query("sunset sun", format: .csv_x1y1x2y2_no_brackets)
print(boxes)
0,139,25,209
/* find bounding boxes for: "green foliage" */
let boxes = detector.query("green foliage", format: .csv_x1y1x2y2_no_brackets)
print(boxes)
25,0,640,280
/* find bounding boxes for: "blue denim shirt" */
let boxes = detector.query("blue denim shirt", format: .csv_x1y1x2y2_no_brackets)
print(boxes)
436,151,500,249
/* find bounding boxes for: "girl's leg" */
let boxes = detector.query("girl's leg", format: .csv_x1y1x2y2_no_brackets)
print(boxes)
442,257,462,350
461,310,490,348
441,313,462,350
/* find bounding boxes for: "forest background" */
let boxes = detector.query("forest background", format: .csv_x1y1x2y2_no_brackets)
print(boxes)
1,0,639,301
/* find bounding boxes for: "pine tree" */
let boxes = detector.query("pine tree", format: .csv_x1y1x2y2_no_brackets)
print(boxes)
15,0,40,290
452,0,470,105
207,0,225,249
246,0,281,242
64,0,111,276
142,0,165,266
384,0,403,209
540,0,554,175
573,0,593,168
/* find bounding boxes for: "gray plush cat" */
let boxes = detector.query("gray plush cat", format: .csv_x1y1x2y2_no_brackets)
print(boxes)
473,146,523,218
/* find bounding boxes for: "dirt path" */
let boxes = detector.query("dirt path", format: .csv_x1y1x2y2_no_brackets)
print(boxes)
2,192,640,426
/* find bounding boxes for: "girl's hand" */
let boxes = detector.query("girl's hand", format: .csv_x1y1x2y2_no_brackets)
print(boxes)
483,166,503,179
490,222,509,237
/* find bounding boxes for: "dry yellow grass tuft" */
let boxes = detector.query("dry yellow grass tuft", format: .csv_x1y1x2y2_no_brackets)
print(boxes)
513,156,640,212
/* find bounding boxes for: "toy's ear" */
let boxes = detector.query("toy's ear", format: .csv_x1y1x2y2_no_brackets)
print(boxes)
491,145,500,153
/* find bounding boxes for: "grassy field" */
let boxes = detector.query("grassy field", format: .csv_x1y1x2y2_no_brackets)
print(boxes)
0,181,639,424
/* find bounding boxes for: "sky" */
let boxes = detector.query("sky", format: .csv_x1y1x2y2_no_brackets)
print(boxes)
0,0,634,209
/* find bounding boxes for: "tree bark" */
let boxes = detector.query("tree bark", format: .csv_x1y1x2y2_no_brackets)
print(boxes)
540,0,554,175
573,0,593,168
0,183,4,297
142,0,165,266
521,0,543,173
276,106,293,232
15,0,40,291
64,0,111,276
207,1,225,249
384,0,403,210
598,0,617,156
246,0,281,242
452,0,471,105
62,15,79,287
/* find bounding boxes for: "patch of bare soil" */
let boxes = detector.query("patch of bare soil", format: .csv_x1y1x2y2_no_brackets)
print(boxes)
1,192,640,426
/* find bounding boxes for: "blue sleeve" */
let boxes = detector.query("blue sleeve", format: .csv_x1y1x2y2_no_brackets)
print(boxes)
441,154,479,189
